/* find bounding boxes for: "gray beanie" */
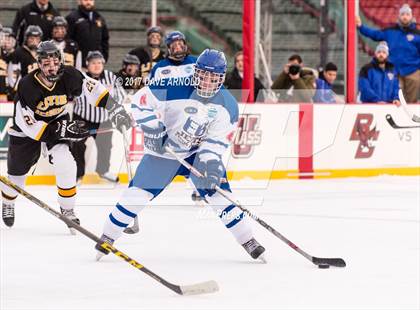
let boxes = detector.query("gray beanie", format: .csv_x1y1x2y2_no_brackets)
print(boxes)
375,42,389,55
399,4,412,16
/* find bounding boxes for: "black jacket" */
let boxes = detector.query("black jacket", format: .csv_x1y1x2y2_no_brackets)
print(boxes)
12,0,60,45
66,6,109,66
224,68,265,102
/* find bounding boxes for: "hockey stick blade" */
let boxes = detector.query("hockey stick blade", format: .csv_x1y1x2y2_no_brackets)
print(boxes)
386,114,420,129
312,257,347,267
398,89,420,123
0,175,218,296
179,280,219,295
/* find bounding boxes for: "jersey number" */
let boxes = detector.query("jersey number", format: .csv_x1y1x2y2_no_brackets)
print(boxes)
24,115,34,125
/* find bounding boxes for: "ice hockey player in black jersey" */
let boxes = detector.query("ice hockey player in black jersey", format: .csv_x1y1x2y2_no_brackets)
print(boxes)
0,26,16,101
50,16,82,70
114,53,141,94
8,25,43,95
0,41,131,232
128,26,165,81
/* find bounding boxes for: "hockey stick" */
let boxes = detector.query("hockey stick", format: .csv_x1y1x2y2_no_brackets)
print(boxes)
398,89,420,123
88,128,114,135
121,125,140,234
166,148,346,268
0,175,218,295
386,114,420,129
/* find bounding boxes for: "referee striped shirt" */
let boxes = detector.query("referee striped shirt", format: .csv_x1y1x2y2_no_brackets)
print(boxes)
73,69,126,123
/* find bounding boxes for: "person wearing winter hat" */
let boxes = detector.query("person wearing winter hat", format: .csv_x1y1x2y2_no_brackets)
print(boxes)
356,4,419,103
358,42,400,105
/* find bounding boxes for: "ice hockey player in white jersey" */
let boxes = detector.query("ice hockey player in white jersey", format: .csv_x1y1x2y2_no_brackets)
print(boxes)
95,49,266,262
149,31,196,80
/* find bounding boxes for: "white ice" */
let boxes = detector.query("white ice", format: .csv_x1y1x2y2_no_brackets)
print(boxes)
1,176,419,310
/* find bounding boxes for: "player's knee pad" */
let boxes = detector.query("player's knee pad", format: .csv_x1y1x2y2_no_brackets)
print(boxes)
49,143,77,189
1,175,26,202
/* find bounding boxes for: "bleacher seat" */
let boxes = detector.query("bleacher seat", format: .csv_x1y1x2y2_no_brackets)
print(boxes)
0,0,176,71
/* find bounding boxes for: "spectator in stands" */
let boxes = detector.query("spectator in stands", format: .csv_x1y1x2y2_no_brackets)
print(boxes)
12,0,60,45
149,31,197,80
51,16,82,70
8,25,43,96
313,62,338,103
224,50,265,102
0,27,16,101
271,54,316,103
71,51,124,183
129,26,165,81
115,53,141,95
356,4,419,103
358,42,400,105
66,0,109,68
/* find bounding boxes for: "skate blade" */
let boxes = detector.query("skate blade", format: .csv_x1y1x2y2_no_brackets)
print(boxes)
95,252,105,261
123,227,139,234
258,253,267,264
194,201,207,207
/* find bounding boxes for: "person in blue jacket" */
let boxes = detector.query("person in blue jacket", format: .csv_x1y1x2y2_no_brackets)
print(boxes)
313,62,338,103
356,4,419,103
359,42,400,104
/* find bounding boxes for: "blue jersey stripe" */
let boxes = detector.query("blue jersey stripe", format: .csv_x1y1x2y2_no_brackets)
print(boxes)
132,105,154,112
116,203,137,218
219,204,236,218
136,115,157,124
226,212,245,228
109,213,128,227
203,138,229,148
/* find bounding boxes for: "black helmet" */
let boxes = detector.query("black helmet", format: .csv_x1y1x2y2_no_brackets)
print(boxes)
24,25,43,43
146,26,163,37
122,54,140,66
52,16,68,28
37,40,64,82
146,26,163,48
1,27,14,37
86,50,105,66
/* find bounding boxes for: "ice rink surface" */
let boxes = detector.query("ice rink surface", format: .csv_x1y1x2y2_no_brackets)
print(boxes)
1,176,419,310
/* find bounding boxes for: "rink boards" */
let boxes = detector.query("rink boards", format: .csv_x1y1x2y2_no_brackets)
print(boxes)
0,102,419,183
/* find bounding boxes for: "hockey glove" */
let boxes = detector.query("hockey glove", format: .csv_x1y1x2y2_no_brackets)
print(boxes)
52,119,90,142
141,122,168,154
108,104,132,132
194,159,224,196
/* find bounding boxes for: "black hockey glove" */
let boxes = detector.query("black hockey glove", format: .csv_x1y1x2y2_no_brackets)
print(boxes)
52,119,90,142
193,159,224,196
108,104,132,132
141,122,168,154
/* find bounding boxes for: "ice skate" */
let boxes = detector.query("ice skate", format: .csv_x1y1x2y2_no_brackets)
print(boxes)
191,190,207,207
242,238,266,263
98,172,119,183
95,234,115,261
2,200,15,228
60,207,80,235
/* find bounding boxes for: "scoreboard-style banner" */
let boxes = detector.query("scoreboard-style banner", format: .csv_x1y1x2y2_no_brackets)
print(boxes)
0,102,419,184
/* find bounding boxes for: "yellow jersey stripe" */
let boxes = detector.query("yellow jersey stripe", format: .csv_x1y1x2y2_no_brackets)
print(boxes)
95,90,109,107
35,123,48,141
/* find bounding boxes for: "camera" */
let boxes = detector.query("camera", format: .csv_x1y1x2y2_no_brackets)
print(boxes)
289,64,301,75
